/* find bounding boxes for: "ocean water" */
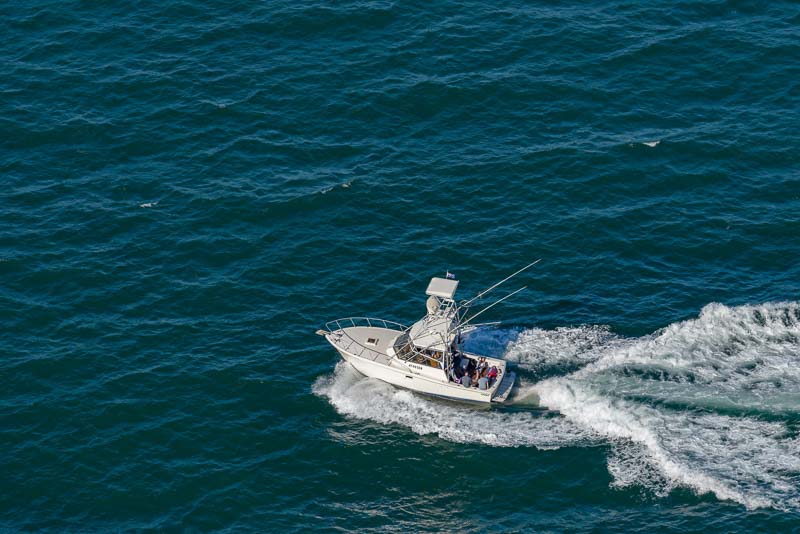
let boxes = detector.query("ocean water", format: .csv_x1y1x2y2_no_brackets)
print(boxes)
2,0,800,531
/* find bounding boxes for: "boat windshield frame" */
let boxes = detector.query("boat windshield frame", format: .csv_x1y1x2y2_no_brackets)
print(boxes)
393,330,455,370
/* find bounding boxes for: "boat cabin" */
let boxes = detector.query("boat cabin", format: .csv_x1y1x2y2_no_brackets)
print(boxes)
389,277,467,378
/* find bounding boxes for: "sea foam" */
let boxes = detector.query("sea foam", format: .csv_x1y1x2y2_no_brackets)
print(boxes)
315,301,800,510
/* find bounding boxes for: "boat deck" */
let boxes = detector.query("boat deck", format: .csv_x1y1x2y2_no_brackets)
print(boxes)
328,325,401,365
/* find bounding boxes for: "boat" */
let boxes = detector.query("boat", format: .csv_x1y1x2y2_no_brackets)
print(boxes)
316,261,539,404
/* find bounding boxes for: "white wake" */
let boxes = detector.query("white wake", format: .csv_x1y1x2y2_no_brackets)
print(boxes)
314,301,800,510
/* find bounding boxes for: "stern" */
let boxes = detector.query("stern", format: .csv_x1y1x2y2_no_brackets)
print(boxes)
491,370,516,404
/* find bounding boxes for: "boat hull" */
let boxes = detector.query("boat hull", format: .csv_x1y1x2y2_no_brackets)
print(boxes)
333,341,514,404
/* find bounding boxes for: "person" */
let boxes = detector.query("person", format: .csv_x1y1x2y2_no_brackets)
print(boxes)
487,366,498,385
466,357,476,377
449,365,459,383
460,372,472,388
478,374,489,390
452,363,463,380
477,357,488,376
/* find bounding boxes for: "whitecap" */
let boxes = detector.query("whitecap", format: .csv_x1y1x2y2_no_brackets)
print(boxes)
532,301,800,510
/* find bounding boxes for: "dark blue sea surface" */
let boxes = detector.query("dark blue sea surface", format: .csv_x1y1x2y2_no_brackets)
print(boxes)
2,0,800,531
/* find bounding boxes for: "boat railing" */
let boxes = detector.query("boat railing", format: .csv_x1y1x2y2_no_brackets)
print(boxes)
325,316,408,333
323,317,454,369
324,317,409,362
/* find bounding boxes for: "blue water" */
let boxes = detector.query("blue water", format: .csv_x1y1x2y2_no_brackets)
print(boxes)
2,1,800,531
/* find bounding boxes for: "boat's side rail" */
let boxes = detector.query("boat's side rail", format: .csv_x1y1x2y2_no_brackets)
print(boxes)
325,316,408,333
324,317,408,362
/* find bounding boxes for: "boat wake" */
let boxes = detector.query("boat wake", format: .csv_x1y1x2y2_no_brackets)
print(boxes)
314,301,800,511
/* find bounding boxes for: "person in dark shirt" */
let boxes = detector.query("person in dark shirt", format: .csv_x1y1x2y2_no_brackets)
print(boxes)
466,358,476,377
449,365,459,383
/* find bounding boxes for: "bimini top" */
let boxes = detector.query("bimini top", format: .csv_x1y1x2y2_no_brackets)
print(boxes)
425,277,459,300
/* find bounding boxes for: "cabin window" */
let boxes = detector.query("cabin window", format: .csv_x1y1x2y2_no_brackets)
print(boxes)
366,337,379,346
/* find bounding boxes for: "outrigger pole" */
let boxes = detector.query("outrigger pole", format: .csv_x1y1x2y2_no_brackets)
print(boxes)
461,285,527,326
453,259,541,331
459,259,541,308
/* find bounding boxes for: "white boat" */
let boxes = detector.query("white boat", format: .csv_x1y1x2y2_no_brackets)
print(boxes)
317,262,539,404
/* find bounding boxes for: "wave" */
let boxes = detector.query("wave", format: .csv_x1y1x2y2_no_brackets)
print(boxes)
314,301,800,510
